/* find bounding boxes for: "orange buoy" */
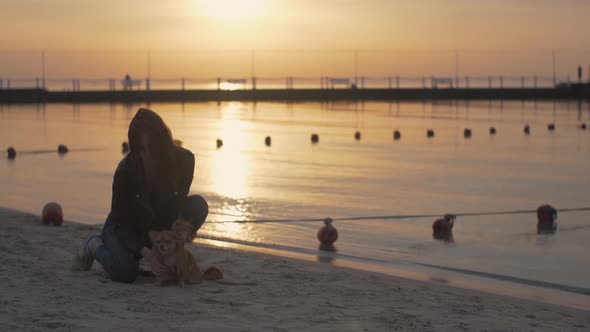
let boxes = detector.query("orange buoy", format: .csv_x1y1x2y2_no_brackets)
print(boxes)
432,214,455,242
537,204,557,234
7,146,16,159
42,202,64,226
317,217,338,245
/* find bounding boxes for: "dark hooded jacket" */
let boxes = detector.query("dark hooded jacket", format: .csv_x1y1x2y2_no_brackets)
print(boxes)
105,145,195,255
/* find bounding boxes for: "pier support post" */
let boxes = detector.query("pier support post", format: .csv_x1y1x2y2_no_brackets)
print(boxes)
488,76,492,88
422,76,426,89
466,76,469,88
521,76,525,88
534,76,537,88
217,77,221,90
72,80,76,91
361,76,365,89
0,79,3,89
396,76,400,89
252,77,256,90
36,78,39,89
500,76,503,89
146,78,151,91
388,76,392,89
181,78,185,91
7,80,10,89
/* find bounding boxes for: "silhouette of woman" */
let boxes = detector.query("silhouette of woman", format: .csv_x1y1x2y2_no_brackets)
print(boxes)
73,108,208,283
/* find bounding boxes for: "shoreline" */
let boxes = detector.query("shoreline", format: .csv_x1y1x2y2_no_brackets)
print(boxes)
195,234,590,311
1,86,590,104
1,206,589,331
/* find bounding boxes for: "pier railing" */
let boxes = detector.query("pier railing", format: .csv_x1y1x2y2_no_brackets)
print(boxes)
0,75,579,92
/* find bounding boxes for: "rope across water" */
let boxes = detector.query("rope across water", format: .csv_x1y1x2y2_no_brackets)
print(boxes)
207,207,590,224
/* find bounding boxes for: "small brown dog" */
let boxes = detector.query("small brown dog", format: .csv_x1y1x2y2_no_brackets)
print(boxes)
149,219,223,287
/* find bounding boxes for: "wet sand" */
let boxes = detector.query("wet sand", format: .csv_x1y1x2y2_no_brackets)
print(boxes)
0,207,588,331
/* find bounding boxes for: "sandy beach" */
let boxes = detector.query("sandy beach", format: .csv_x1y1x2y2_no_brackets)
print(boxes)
0,207,588,331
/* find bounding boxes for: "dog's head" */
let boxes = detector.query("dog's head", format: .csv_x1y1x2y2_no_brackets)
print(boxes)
149,230,185,257
172,218,196,243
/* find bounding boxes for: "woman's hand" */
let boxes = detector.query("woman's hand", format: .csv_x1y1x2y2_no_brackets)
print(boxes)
140,247,171,277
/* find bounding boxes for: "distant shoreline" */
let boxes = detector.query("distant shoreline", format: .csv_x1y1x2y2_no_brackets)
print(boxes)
1,86,589,104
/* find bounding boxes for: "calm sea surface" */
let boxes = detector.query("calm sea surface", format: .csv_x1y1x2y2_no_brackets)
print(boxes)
1,101,589,307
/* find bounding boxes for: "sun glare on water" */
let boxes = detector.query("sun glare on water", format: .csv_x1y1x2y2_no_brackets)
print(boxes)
195,0,268,22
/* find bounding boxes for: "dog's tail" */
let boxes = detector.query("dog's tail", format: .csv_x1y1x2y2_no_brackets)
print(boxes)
202,267,224,281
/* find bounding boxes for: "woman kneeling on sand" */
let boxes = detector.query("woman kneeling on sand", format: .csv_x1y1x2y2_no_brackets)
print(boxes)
72,108,208,283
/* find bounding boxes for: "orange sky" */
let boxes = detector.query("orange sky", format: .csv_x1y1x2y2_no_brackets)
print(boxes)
0,0,589,78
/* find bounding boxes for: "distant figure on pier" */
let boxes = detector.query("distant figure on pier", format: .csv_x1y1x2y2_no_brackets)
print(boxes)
121,74,142,91
123,74,132,91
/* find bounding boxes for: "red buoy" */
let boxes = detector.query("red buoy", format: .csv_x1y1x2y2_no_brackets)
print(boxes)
432,214,455,242
121,141,130,154
317,217,338,245
311,134,319,144
537,204,557,234
524,125,530,135
464,128,472,138
57,144,69,154
42,202,64,226
7,146,16,159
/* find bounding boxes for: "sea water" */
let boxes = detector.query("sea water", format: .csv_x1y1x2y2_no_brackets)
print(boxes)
1,101,589,307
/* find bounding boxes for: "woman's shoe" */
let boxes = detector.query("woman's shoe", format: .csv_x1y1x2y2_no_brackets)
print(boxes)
72,234,102,271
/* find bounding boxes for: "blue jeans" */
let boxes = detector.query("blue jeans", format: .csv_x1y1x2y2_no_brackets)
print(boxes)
95,194,208,283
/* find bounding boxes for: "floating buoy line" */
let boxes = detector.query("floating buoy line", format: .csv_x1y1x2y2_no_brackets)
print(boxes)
206,206,590,224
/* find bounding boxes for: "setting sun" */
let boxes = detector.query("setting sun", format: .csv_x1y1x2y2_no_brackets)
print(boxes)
195,0,269,22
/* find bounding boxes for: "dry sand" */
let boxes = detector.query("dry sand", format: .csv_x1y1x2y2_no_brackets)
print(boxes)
0,207,588,331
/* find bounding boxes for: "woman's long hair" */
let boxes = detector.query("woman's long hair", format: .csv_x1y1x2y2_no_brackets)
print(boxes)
128,108,178,196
